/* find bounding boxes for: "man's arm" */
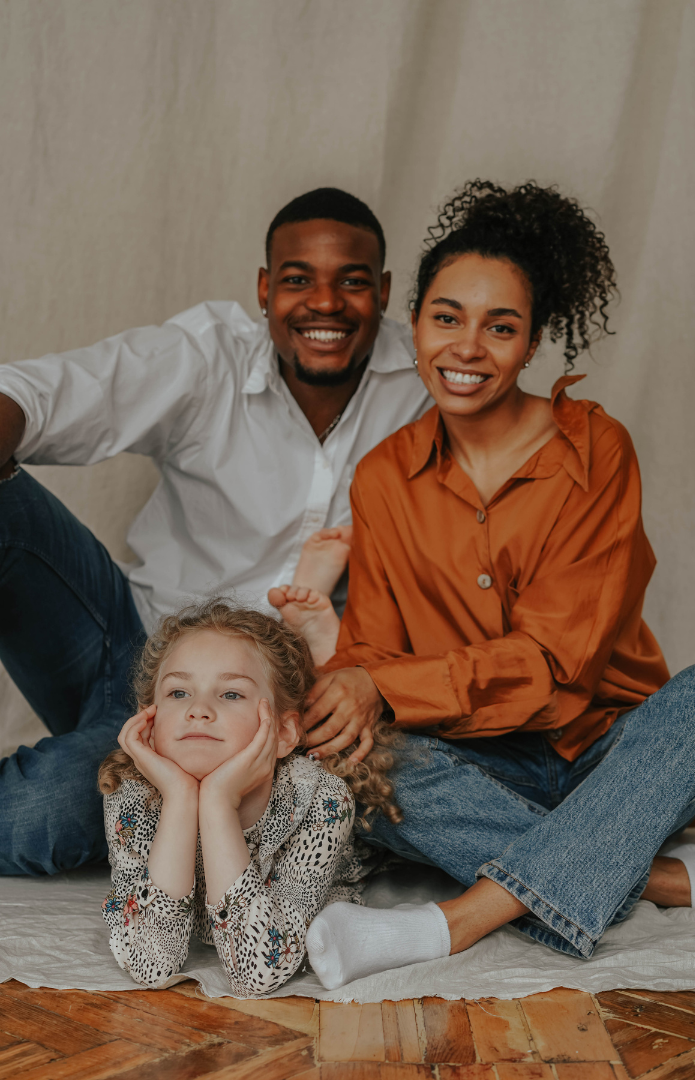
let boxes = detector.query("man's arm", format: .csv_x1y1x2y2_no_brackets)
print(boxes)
0,394,25,478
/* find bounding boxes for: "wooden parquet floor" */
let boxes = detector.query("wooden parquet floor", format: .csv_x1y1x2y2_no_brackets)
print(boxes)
1,981,695,1080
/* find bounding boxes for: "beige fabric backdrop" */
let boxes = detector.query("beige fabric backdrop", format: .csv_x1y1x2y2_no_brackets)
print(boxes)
1,0,693,755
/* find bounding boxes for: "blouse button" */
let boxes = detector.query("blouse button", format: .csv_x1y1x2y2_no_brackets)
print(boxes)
476,510,486,523
477,573,493,589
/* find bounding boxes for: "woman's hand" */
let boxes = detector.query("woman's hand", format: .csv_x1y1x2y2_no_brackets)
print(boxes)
199,699,278,811
303,667,386,762
118,705,199,801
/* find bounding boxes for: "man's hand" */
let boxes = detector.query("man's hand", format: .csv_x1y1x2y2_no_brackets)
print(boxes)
199,699,278,811
303,667,386,763
118,705,199,801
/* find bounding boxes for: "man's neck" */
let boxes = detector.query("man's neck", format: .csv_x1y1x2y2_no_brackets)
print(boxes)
279,356,369,440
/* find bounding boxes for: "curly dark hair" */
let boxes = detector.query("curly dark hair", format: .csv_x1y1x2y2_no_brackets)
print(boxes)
412,180,617,368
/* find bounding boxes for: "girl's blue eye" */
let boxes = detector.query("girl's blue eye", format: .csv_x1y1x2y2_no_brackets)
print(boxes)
172,690,188,699
223,691,241,700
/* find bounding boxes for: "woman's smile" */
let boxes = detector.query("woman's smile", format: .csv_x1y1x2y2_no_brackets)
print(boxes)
437,367,491,394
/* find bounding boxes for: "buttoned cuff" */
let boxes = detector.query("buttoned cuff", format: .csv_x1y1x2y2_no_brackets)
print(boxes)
206,861,265,937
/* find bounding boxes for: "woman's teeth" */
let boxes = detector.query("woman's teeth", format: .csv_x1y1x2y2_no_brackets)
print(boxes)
442,369,487,385
300,329,348,342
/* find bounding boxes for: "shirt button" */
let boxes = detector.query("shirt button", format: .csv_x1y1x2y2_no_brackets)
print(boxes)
548,728,564,741
477,573,493,589
476,510,486,523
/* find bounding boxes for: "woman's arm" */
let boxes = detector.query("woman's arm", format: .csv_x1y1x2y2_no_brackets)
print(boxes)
206,774,357,998
306,422,663,752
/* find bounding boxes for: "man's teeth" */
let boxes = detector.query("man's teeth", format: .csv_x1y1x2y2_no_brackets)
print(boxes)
442,370,487,385
301,329,348,342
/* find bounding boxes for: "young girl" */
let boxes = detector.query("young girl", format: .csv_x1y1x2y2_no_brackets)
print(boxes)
98,599,395,998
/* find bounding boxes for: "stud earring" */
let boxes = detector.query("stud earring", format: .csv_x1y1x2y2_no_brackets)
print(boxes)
413,355,418,369
523,360,530,368
261,308,267,316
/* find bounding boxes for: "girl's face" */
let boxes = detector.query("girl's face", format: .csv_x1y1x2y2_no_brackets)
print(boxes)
152,629,298,780
412,253,540,418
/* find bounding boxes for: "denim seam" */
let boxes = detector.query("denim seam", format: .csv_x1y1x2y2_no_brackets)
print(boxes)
459,761,548,816
479,860,596,956
0,539,110,633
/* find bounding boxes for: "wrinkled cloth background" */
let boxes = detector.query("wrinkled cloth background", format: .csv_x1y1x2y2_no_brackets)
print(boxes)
1,0,694,755
3,858,695,1002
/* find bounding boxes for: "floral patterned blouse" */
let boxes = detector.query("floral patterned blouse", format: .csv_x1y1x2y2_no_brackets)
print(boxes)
102,755,367,997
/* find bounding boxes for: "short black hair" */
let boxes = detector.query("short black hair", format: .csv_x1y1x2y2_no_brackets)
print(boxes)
265,187,386,267
412,180,617,369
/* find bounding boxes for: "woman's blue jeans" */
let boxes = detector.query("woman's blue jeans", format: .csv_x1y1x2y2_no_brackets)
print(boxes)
0,468,145,875
362,668,695,959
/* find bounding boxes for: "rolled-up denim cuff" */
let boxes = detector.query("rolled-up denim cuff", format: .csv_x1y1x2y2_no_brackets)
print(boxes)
479,860,599,959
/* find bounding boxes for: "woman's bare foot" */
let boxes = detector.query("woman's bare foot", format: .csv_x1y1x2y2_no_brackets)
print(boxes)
268,585,340,667
292,527,353,595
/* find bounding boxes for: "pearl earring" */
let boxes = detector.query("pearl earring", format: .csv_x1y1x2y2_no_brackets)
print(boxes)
261,308,267,316
413,355,418,369
523,360,530,368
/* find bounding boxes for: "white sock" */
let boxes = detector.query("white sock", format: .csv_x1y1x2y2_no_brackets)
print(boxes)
664,843,695,905
306,901,451,989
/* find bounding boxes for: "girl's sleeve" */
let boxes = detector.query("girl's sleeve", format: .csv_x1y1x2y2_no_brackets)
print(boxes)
101,784,195,988
207,776,356,998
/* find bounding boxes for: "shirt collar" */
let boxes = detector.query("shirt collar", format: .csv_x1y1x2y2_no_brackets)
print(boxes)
241,317,415,395
408,373,592,490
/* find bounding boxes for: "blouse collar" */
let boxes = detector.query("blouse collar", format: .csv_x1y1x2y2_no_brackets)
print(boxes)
409,374,592,492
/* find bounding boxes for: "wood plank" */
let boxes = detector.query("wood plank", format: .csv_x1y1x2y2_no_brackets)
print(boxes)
0,1032,17,1049
520,989,616,1062
0,1041,59,1077
610,1026,695,1078
319,1067,433,1079
7,1038,157,1080
201,1035,314,1079
172,983,319,1035
466,997,533,1062
625,989,695,1015
597,991,695,1041
0,991,109,1055
96,987,301,1045
554,1066,618,1079
0,985,207,1053
611,1067,629,1080
318,1001,385,1062
610,1047,695,1080
94,1038,255,1080
437,1066,496,1079
381,1000,422,1063
420,998,475,1065
602,1018,651,1049
496,1066,554,1079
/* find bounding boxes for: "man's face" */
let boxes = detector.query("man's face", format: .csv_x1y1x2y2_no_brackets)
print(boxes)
258,219,390,386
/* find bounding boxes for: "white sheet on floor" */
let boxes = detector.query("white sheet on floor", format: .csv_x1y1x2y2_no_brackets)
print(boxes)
2,860,695,1004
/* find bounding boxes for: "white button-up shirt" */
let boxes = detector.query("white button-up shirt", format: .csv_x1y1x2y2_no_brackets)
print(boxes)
0,301,431,630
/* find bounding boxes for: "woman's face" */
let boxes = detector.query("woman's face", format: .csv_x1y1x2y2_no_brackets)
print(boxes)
152,629,297,780
412,253,540,418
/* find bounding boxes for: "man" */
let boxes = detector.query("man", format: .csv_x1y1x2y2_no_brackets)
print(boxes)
0,187,431,874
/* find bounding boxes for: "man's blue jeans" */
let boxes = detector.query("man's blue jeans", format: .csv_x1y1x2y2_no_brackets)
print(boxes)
0,468,145,875
362,668,695,959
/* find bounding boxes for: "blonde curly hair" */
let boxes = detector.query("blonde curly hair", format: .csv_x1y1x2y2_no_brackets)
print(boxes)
97,598,402,826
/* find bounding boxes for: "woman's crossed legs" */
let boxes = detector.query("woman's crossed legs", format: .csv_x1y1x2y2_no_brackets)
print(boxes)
308,667,695,986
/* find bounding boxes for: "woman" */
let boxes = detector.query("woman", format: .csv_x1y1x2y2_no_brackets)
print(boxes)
296,180,695,989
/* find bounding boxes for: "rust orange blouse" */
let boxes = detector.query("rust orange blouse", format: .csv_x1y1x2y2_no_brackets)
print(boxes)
326,375,669,762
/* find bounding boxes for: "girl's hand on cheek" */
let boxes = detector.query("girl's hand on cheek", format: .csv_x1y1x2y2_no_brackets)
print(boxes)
118,705,199,801
199,699,277,811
